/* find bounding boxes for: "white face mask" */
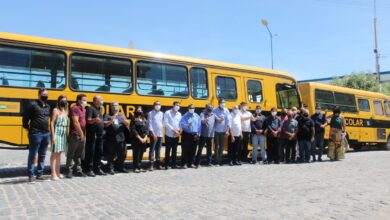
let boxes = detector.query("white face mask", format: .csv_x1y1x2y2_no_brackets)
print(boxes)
219,103,225,109
100,101,104,106
256,109,262,114
81,101,87,107
271,111,277,117
174,105,180,111
233,109,239,114
113,106,119,111
189,109,195,114
242,106,247,111
292,110,297,115
154,105,161,111
316,109,321,114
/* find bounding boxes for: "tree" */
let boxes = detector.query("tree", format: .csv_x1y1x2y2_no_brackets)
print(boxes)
330,72,390,96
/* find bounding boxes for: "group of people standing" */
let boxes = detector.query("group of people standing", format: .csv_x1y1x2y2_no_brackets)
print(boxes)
23,88,346,184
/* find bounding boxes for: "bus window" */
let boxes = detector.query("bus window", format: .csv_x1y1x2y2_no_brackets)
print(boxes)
276,83,300,109
190,68,208,99
247,80,262,103
71,54,132,94
136,61,188,97
385,101,390,117
315,89,335,110
358,99,370,112
374,100,384,116
216,76,237,100
334,92,357,113
0,45,65,89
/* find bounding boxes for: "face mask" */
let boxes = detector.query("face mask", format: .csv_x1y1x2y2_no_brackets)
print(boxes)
154,105,161,111
282,112,287,116
81,101,87,107
40,95,48,102
242,106,247,111
219,103,225,109
114,106,119,111
256,109,262,114
174,105,180,111
316,109,321,114
292,110,297,115
136,111,143,116
207,108,212,113
59,101,67,108
303,113,309,118
189,109,195,114
271,111,277,117
233,109,239,114
100,101,104,106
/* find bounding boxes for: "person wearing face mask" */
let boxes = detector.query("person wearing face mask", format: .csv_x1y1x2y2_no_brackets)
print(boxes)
279,108,289,162
310,104,327,162
251,106,267,164
163,101,182,169
297,109,315,163
265,107,282,164
66,94,87,178
180,104,201,169
282,110,298,163
131,106,149,173
84,95,106,176
23,88,51,183
195,104,216,168
291,107,298,119
228,105,243,166
49,95,69,180
239,102,253,163
327,106,346,161
103,101,129,174
212,98,231,166
147,100,164,171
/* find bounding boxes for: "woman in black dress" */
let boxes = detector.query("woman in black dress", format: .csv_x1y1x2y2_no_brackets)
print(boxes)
130,106,149,173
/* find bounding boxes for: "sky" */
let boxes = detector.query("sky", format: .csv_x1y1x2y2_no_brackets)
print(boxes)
0,0,389,80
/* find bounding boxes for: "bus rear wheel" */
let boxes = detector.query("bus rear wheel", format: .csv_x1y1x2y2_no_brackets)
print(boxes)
379,138,390,151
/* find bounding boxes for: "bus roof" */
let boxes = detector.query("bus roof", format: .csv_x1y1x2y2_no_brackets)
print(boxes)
0,32,295,80
300,82,390,99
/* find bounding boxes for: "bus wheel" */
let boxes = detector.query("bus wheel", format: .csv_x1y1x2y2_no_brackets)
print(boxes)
381,137,390,151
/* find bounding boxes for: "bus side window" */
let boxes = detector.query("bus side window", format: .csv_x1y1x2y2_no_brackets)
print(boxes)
374,100,384,116
190,68,209,99
215,76,237,100
385,101,390,117
247,80,263,103
358,99,370,112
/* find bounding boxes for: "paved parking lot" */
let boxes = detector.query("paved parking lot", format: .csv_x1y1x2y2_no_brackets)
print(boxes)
0,148,390,219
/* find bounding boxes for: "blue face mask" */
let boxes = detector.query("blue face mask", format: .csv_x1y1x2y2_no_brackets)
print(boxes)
219,103,225,109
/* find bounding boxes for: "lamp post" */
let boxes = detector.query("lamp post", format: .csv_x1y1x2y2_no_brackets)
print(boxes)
373,0,380,83
261,19,274,69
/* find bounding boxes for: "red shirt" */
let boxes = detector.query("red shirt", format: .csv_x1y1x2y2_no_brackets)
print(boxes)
70,105,86,136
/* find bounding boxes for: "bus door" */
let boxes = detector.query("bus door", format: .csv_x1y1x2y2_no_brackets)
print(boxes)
372,100,387,142
356,97,373,142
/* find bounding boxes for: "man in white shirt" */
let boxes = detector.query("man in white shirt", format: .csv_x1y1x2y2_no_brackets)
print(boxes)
240,102,253,162
163,101,182,169
229,105,243,166
148,100,164,171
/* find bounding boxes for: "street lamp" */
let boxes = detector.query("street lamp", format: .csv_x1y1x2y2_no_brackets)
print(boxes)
261,19,274,69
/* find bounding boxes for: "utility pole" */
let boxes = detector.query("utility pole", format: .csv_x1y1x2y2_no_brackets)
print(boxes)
373,0,380,83
261,19,274,70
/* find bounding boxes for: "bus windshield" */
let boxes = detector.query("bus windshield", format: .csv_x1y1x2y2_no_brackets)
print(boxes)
276,83,300,109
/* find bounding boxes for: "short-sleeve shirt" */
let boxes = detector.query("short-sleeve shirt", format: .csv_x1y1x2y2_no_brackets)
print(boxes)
297,117,315,141
70,105,86,136
282,119,298,135
86,105,104,135
200,111,216,138
104,113,126,143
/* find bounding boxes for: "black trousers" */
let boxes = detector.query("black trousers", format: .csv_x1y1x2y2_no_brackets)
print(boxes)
132,139,146,170
196,136,213,165
165,135,178,168
106,140,127,170
284,139,297,163
84,133,103,172
267,136,280,163
181,132,198,166
240,132,251,161
228,136,240,163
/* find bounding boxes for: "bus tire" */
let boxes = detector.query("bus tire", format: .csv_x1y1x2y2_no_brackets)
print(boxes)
381,137,390,151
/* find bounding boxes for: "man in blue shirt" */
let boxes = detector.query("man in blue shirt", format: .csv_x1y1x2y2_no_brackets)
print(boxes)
180,104,201,168
213,98,230,166
195,103,216,168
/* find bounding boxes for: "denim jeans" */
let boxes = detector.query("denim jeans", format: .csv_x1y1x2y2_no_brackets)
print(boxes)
196,136,213,165
251,134,266,162
27,131,50,177
149,136,162,164
299,140,312,162
312,132,325,160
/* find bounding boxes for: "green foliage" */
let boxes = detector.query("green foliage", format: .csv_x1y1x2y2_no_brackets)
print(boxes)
330,72,390,96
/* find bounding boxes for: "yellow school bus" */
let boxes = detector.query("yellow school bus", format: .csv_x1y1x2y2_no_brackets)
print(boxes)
0,32,300,149
298,82,390,150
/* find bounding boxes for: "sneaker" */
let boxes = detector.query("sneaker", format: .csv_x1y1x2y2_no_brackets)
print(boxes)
140,169,146,173
86,171,96,177
229,161,234,166
134,169,140,173
28,176,36,184
108,169,115,175
148,166,154,172
190,164,197,168
75,171,86,177
182,165,188,169
36,176,50,182
66,172,73,179
94,169,107,176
